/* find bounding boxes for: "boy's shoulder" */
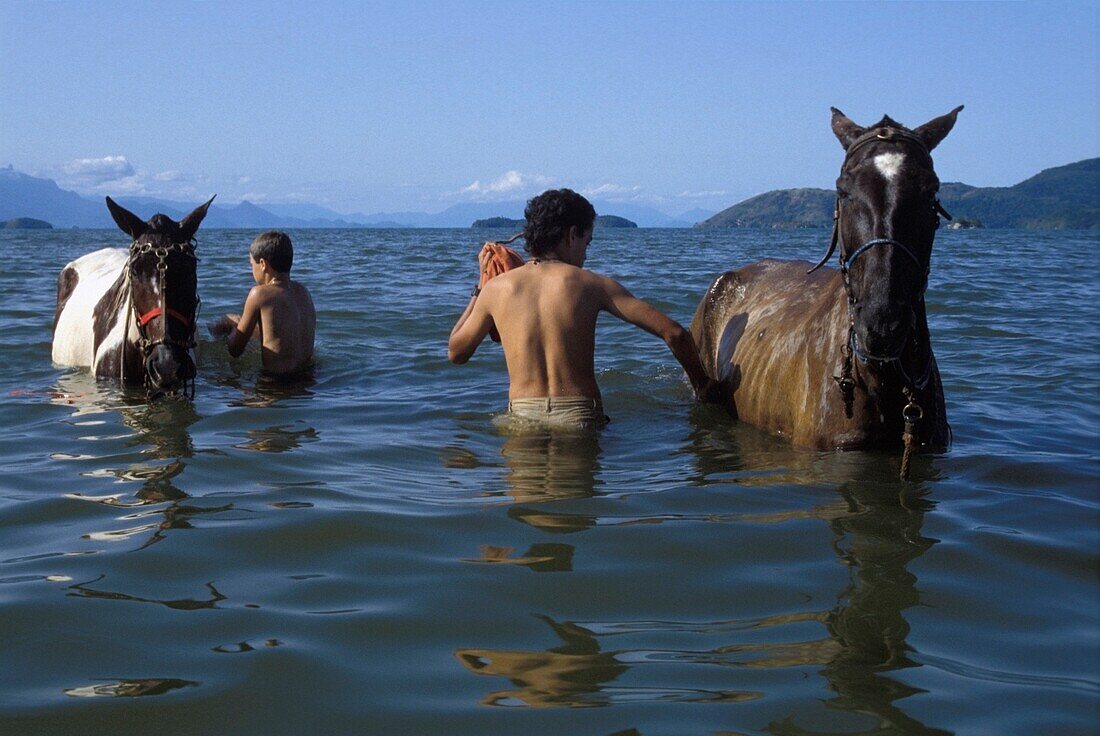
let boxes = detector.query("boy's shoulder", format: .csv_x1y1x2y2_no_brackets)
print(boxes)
292,279,314,299
247,282,278,302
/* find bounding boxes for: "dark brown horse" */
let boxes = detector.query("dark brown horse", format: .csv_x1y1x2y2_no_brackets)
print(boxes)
52,196,214,395
690,107,962,468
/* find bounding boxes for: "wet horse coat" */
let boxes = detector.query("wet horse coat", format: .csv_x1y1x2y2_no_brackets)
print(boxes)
690,108,961,453
52,197,214,392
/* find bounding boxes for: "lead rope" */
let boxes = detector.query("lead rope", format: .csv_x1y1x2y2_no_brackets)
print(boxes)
151,246,169,395
834,324,856,418
121,264,133,385
494,231,524,246
900,385,923,480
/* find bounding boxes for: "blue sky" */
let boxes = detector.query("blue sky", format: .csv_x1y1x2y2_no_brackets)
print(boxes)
2,1,1097,215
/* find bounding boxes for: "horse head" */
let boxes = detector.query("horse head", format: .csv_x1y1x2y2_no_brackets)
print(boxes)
815,106,962,361
105,196,214,394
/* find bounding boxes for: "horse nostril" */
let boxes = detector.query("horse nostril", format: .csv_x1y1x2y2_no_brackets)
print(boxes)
145,346,180,386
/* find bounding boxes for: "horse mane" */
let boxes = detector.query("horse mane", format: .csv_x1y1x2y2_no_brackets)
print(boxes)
868,114,909,133
145,214,184,241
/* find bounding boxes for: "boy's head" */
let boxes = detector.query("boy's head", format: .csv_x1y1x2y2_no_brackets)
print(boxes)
250,231,293,273
523,189,596,258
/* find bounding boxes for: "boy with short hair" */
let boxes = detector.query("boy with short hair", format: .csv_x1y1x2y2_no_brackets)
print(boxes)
211,230,316,376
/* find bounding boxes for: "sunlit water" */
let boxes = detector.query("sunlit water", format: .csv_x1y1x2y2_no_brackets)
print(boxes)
1,227,1097,735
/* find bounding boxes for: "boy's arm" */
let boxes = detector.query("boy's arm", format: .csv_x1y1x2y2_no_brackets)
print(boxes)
209,313,240,338
227,287,263,358
448,288,495,364
602,278,720,402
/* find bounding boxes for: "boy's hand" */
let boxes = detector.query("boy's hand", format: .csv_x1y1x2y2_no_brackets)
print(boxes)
208,314,240,338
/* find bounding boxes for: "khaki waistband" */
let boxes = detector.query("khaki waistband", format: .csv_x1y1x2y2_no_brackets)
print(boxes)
508,396,603,412
506,396,609,428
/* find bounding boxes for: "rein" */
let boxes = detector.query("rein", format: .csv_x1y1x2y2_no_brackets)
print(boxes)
807,126,952,479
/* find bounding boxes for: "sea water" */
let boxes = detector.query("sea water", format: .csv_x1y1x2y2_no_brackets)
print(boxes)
0,227,1097,734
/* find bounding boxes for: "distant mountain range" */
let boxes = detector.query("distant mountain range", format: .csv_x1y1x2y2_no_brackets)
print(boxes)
6,159,1093,231
697,159,1099,229
0,167,702,229
472,214,638,229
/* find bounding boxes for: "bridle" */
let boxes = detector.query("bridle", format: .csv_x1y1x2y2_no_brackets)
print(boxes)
806,126,953,476
807,126,952,369
122,239,200,396
808,126,949,280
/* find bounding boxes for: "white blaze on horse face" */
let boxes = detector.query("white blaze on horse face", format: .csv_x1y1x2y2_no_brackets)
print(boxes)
52,248,129,367
874,152,905,181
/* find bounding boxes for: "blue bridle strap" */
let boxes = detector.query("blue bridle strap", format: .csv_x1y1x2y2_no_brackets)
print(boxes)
843,238,921,270
841,237,930,296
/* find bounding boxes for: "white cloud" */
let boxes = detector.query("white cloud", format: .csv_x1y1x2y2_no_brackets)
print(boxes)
676,189,733,199
460,170,553,197
580,183,643,198
55,160,220,201
61,155,135,185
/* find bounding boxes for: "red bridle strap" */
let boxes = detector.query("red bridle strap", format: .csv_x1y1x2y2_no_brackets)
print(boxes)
138,307,191,328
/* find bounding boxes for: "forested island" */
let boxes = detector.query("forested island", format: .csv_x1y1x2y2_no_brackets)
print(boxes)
1,217,53,229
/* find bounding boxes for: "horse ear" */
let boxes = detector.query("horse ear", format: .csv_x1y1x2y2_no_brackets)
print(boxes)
914,105,964,152
179,195,216,242
831,107,865,150
106,196,147,239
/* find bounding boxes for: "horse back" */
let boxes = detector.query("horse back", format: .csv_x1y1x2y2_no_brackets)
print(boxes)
691,259,848,444
52,248,129,369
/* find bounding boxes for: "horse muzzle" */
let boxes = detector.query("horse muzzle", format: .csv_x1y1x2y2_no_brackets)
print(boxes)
851,305,914,362
144,344,196,391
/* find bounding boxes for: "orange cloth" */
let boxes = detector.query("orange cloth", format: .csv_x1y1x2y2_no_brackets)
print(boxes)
477,242,525,342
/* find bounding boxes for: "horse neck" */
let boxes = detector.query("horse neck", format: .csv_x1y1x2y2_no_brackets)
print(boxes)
114,267,144,381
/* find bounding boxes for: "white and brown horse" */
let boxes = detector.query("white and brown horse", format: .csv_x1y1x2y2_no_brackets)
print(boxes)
691,108,962,474
52,196,214,395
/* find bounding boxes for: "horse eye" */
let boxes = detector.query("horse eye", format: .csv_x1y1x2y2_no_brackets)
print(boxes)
836,187,850,200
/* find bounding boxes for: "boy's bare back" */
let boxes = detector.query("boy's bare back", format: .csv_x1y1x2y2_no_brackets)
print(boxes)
240,279,316,375
481,261,604,399
451,258,708,401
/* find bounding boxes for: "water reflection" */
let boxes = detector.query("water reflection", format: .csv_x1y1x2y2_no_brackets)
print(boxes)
686,418,947,733
52,371,231,550
464,543,575,572
493,426,604,504
681,406,793,481
63,678,198,698
799,482,946,736
235,423,319,453
459,425,946,732
456,615,760,708
224,372,316,409
67,574,226,609
456,426,605,571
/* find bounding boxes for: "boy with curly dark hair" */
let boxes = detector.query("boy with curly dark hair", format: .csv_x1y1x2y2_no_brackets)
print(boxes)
449,189,717,427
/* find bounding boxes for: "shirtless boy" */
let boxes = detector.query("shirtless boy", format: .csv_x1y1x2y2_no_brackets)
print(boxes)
210,231,316,376
448,188,717,427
